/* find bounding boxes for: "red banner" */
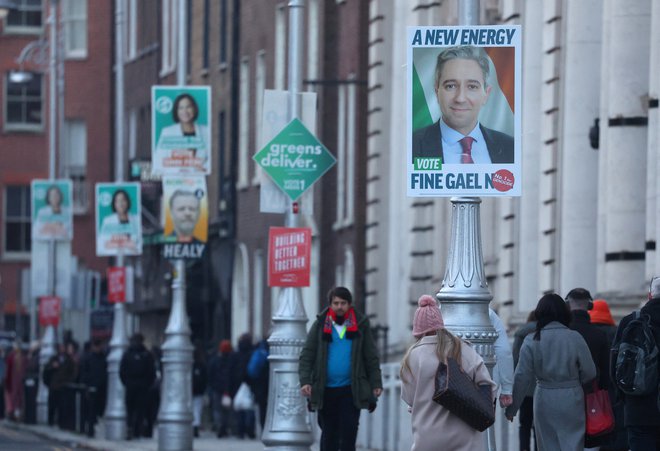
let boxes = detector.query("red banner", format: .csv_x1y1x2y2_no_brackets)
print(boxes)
107,266,126,303
268,227,311,287
38,296,61,327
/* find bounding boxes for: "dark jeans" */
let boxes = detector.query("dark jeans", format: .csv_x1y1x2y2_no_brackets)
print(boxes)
126,387,151,438
318,386,360,451
627,425,660,451
519,396,537,451
235,409,255,438
47,388,63,426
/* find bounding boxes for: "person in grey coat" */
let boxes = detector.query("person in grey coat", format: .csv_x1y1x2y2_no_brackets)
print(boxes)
505,293,597,451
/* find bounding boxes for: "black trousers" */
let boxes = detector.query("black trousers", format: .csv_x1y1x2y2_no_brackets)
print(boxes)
125,387,151,438
627,426,660,451
519,396,537,451
318,386,360,451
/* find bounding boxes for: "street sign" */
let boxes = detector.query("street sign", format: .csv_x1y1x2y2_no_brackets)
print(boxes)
253,118,336,201
106,267,126,303
38,296,61,327
268,227,311,287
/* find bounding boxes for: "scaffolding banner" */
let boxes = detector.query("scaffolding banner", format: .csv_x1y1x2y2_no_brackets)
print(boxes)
407,26,521,197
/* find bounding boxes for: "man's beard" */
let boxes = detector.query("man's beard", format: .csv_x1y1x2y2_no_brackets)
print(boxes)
334,315,345,325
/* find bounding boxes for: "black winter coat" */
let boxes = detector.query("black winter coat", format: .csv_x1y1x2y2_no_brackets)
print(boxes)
570,310,610,389
119,344,156,392
612,298,660,427
207,353,235,395
192,360,207,396
79,351,108,391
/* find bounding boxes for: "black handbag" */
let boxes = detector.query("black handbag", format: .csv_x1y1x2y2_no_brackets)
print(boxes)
432,357,495,432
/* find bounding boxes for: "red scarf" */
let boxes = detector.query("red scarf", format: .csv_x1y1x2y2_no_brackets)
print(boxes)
323,307,358,341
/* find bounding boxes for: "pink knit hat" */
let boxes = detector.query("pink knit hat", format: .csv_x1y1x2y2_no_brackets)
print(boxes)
413,295,444,338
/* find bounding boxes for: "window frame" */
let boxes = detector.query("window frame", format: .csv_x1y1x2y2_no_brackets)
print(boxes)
3,0,43,35
62,0,88,59
4,71,44,132
3,185,32,259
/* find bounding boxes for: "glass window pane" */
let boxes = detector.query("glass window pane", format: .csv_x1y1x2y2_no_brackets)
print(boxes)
26,101,43,123
6,187,23,217
6,102,24,123
25,74,42,96
5,223,22,251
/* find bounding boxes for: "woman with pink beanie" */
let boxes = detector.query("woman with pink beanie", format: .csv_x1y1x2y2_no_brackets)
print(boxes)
400,295,496,451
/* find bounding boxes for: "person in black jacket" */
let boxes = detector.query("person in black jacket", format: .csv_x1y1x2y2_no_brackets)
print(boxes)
120,333,156,439
78,339,107,437
232,333,255,439
208,339,235,437
566,288,612,448
612,278,660,450
192,346,207,438
247,339,269,430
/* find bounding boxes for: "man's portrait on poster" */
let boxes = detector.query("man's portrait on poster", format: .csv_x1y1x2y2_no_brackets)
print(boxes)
412,45,514,165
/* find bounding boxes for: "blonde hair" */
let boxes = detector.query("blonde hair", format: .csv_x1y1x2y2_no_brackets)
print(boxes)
400,328,462,382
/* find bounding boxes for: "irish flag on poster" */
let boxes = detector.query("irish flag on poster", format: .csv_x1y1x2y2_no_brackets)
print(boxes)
408,26,522,198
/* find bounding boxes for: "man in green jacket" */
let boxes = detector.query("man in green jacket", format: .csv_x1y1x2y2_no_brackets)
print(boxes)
299,287,383,451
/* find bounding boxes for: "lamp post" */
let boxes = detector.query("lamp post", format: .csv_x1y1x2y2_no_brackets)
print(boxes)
261,1,315,450
156,1,194,449
435,2,498,451
103,0,128,440
10,0,63,425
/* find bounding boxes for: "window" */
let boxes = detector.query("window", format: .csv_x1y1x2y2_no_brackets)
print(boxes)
202,0,210,69
161,0,176,75
219,0,227,66
63,119,88,213
252,50,266,185
307,0,319,87
237,57,250,188
3,185,31,255
62,0,87,58
126,0,138,60
5,72,43,131
334,76,356,229
274,4,285,90
5,0,42,33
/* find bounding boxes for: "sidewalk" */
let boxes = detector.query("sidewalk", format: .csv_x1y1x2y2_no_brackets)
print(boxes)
5,421,319,451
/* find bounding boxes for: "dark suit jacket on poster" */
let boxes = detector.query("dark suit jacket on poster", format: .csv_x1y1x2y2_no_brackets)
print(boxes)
412,121,514,164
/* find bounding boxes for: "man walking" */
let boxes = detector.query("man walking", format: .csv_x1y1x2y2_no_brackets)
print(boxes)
566,288,611,448
299,287,383,451
612,278,660,450
120,333,156,439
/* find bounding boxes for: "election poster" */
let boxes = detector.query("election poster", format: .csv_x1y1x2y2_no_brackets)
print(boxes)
31,179,73,241
38,296,61,327
162,176,208,259
408,26,521,197
152,86,211,175
268,227,311,287
95,182,142,256
106,266,126,303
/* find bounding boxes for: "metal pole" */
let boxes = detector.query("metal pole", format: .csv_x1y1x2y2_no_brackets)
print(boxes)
36,0,59,425
104,0,128,440
157,1,193,449
438,3,497,451
158,259,193,450
262,1,314,450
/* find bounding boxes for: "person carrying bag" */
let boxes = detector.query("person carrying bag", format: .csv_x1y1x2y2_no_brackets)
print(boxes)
400,295,496,451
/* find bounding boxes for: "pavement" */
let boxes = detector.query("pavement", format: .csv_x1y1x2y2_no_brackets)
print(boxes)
3,420,309,451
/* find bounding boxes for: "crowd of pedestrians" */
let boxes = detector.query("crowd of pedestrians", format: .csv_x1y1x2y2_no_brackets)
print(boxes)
397,281,660,451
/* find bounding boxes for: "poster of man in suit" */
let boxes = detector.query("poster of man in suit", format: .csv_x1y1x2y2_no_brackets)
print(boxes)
408,26,521,197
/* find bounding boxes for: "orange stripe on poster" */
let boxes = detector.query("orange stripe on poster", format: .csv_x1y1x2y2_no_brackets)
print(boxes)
486,47,515,113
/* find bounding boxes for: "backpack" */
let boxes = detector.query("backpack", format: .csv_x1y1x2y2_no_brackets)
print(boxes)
613,310,659,396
